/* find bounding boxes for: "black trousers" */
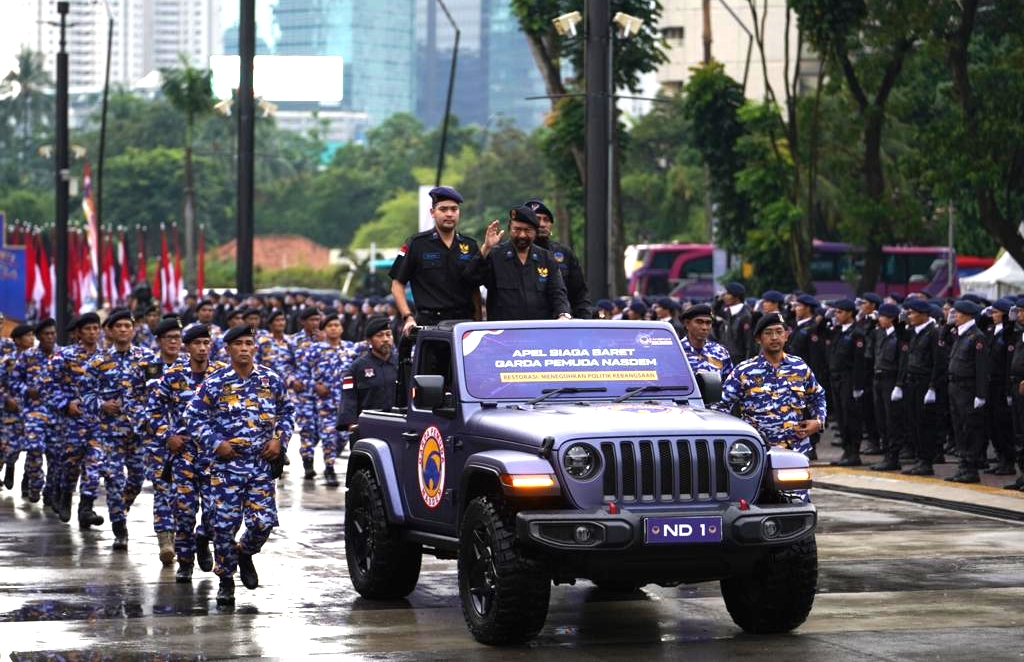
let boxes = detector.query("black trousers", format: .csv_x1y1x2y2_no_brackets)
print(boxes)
987,379,1015,465
948,381,986,474
830,374,861,456
905,375,939,465
873,373,904,462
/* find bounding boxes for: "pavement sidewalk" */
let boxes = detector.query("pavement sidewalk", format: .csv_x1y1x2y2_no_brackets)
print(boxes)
811,429,1024,518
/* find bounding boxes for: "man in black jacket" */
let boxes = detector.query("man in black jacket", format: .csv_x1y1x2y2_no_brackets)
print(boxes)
714,282,753,366
526,199,592,320
828,299,869,467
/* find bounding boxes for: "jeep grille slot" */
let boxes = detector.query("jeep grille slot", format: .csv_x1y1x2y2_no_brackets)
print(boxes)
696,440,711,496
598,438,733,504
714,439,729,496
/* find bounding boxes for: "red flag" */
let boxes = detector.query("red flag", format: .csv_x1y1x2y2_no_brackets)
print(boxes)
172,224,183,308
136,227,148,286
197,226,205,297
82,160,99,274
25,228,36,304
102,236,116,306
38,233,52,317
118,232,131,302
157,225,171,312
68,231,80,312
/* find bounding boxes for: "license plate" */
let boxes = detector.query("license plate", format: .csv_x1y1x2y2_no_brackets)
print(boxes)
644,516,722,544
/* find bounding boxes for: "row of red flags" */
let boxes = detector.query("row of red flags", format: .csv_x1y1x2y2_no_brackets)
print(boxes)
5,159,206,317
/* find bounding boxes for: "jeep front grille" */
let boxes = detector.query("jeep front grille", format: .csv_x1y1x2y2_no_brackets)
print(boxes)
600,439,731,503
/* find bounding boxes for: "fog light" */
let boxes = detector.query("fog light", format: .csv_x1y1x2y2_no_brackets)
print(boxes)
574,525,593,543
762,518,780,539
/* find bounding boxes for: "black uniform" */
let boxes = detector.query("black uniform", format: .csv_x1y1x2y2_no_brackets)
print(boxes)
1008,324,1024,480
870,325,906,466
946,322,990,478
828,323,869,462
714,302,754,366
897,321,948,471
856,314,880,451
389,230,480,324
339,351,399,430
535,237,591,319
986,321,1016,471
466,242,570,321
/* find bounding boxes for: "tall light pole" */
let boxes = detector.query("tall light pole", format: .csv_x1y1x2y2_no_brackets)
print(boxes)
95,0,113,308
54,1,70,342
236,0,255,294
434,0,459,187
584,0,611,300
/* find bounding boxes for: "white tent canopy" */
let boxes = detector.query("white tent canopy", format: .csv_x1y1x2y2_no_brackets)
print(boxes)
960,251,1024,300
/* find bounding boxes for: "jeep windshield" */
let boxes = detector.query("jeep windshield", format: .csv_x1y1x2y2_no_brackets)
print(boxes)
459,323,695,402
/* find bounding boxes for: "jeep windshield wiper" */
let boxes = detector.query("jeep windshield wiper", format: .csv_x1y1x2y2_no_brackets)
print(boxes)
527,386,607,405
613,385,690,402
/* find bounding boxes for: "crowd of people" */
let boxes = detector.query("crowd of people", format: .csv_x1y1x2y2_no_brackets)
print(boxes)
1,183,1021,610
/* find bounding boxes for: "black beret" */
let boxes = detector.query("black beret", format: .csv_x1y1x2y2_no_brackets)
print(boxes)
656,297,679,311
141,304,158,315
905,298,931,314
877,303,902,318
992,297,1014,314
34,318,56,335
225,308,243,321
508,205,539,228
595,298,614,312
196,299,215,310
953,299,981,316
524,198,554,220
319,313,340,330
961,293,988,306
628,301,647,316
265,308,285,324
75,312,101,330
299,307,321,321
161,312,179,320
796,294,818,308
760,290,785,304
11,323,34,339
105,309,133,327
861,292,883,306
428,185,464,204
182,323,211,344
753,313,787,337
681,303,713,320
364,315,391,338
832,298,856,312
155,318,183,337
222,325,256,344
242,307,262,318
725,282,746,298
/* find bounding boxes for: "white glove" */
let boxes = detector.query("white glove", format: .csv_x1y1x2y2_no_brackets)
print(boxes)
973,397,986,409
891,387,903,402
924,388,936,405
1008,396,1014,407
853,389,864,400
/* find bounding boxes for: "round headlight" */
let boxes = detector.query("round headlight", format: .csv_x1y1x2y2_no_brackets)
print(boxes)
563,444,599,480
728,441,757,475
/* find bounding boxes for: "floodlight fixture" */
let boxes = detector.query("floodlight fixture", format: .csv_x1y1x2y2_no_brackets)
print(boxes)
552,11,583,37
612,12,644,38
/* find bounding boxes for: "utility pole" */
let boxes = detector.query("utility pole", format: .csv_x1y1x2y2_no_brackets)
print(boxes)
236,0,255,294
584,0,611,300
96,0,113,309
54,1,70,342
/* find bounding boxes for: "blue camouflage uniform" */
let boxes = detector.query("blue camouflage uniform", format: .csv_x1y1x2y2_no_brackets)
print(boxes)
0,339,23,485
289,329,321,459
51,343,101,503
681,335,734,380
134,324,158,352
11,345,61,501
149,358,226,563
143,353,190,535
79,343,154,526
301,339,359,465
257,334,295,378
715,353,827,456
185,362,294,578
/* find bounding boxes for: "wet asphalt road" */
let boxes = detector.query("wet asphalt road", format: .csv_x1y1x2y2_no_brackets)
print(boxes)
1,447,1023,661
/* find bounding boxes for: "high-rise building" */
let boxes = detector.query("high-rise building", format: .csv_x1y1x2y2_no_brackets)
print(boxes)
416,0,546,132
656,0,819,100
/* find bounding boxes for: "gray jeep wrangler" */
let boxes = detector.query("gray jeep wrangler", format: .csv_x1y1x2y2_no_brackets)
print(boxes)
344,320,817,645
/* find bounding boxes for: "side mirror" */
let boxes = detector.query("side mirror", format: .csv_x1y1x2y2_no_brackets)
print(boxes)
695,370,722,405
412,374,446,410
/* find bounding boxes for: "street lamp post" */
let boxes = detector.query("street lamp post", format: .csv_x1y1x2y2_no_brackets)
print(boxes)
54,1,70,343
434,0,459,187
584,0,612,300
95,0,113,308
236,0,255,294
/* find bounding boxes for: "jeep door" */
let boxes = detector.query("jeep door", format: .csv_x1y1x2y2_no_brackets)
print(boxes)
401,338,460,530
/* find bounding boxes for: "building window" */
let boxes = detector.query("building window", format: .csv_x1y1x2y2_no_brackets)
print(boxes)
662,26,684,43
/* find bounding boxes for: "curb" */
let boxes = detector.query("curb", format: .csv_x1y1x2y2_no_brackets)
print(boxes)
816,480,1024,523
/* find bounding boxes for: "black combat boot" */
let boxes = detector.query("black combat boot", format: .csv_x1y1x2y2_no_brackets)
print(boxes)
112,520,129,550
195,533,214,572
323,465,339,487
57,491,73,523
303,458,316,480
78,496,105,529
175,562,194,584
3,462,14,490
216,576,235,607
238,551,259,589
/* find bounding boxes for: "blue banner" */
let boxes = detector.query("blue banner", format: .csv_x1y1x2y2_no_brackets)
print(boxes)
0,212,27,321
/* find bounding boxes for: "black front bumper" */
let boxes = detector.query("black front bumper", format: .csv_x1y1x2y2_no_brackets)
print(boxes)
516,501,816,552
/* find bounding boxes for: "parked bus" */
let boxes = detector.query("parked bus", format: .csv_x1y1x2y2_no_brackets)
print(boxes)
625,240,993,300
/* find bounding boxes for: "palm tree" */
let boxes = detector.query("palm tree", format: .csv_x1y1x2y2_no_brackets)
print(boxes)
160,53,214,293
1,47,54,165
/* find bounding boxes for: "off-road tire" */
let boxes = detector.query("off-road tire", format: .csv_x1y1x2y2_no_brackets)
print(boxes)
344,468,422,599
720,534,818,633
458,496,551,645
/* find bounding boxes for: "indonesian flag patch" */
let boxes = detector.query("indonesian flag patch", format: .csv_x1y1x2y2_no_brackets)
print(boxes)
398,243,408,257
342,375,354,391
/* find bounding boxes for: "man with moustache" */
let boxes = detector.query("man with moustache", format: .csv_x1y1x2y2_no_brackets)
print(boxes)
340,315,398,436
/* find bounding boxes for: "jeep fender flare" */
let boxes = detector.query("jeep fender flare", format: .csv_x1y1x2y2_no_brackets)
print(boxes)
347,439,406,524
458,450,560,528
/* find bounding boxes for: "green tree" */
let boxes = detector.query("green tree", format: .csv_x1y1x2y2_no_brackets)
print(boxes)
0,47,53,167
160,55,215,291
